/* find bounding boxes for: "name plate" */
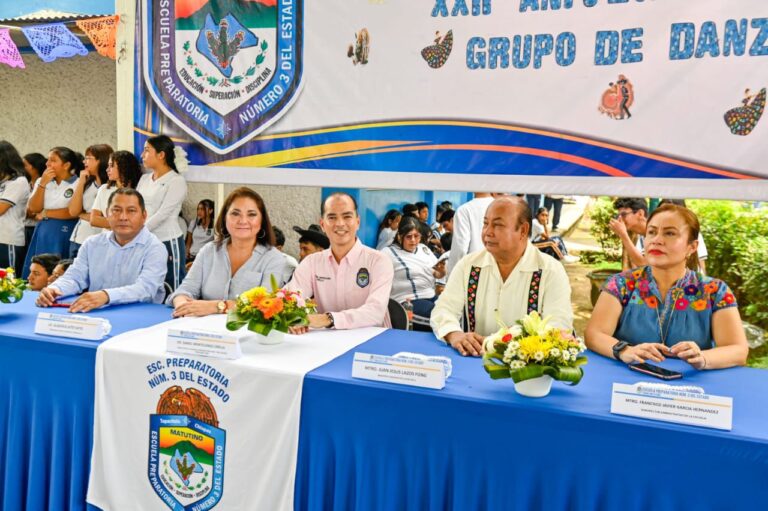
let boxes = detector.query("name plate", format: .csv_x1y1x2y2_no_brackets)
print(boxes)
167,328,242,360
352,352,446,389
35,312,112,340
611,382,733,431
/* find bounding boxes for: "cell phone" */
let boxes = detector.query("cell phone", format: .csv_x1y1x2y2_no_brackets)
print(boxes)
50,303,72,308
628,363,682,380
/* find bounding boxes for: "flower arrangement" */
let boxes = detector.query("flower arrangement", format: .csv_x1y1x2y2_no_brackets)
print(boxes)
225,275,316,336
0,268,27,304
483,312,587,385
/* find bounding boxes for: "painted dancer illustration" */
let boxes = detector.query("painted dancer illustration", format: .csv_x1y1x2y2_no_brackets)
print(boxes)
724,87,766,136
599,75,634,120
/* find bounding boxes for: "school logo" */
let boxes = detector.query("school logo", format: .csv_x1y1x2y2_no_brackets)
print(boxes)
148,386,225,511
356,267,370,288
142,0,303,154
64,188,74,198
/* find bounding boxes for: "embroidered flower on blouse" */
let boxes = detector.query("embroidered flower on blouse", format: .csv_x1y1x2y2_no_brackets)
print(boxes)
684,285,698,296
723,293,735,304
691,299,708,311
637,280,650,293
703,281,719,294
644,296,658,309
674,298,689,310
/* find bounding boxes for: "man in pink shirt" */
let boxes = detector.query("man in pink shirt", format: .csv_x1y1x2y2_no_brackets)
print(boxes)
287,192,394,332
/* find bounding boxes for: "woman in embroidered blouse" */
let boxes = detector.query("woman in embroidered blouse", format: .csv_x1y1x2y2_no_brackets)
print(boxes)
585,204,748,370
168,187,288,317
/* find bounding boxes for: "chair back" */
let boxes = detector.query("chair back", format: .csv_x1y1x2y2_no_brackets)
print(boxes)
387,299,410,330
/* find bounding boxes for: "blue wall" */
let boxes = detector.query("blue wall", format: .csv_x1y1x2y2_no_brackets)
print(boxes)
320,189,471,248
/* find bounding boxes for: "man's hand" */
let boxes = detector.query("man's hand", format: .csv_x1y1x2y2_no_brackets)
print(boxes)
36,286,63,307
608,217,628,238
70,291,110,313
289,313,330,335
445,331,485,357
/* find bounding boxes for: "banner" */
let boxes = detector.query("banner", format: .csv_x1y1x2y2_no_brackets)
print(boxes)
87,314,384,511
133,0,768,199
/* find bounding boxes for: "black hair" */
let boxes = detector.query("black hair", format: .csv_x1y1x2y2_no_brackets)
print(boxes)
613,197,648,215
402,203,418,217
50,146,83,175
438,209,455,223
394,216,422,249
30,253,60,274
321,192,358,216
658,198,686,207
439,200,453,210
414,201,429,211
56,259,74,272
108,188,146,212
0,140,26,181
440,232,452,252
536,207,549,216
273,226,286,247
196,199,215,230
23,153,47,182
377,209,401,234
109,151,142,189
146,135,178,172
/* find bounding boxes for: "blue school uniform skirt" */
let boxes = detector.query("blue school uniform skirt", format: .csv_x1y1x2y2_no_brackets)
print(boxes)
22,219,77,278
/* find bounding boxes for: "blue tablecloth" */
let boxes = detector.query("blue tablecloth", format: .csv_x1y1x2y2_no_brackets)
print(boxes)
0,294,173,511
295,330,768,511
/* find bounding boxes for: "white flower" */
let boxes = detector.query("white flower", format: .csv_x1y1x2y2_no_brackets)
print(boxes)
508,340,520,351
562,350,571,361
549,348,561,358
534,351,544,361
510,360,527,370
510,324,523,337
483,336,497,353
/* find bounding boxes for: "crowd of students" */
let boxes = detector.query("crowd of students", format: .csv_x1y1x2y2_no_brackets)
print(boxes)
0,136,748,369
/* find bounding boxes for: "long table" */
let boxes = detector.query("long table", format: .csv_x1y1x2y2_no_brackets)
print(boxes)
0,295,172,511
296,330,768,511
2,298,768,510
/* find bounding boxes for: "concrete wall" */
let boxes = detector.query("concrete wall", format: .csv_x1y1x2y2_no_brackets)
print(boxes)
0,52,118,155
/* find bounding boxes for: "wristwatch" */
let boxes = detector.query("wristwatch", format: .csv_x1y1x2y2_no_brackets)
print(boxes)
325,312,335,329
216,301,227,314
41,209,48,220
612,341,629,361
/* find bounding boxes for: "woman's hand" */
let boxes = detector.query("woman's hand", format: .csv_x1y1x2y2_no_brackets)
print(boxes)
670,341,707,370
40,168,56,187
619,342,670,364
172,298,217,317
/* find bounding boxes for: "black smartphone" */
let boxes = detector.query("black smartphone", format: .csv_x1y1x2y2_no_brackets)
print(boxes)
628,363,683,380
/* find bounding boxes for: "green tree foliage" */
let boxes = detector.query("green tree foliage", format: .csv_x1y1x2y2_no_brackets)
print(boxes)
588,197,622,262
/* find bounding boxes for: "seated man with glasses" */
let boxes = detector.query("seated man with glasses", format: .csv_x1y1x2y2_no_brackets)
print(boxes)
36,188,167,312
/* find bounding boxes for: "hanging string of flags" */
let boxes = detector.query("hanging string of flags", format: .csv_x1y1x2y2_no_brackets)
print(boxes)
0,15,118,68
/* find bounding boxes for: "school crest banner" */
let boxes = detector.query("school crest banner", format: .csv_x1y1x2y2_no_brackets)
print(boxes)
134,0,768,199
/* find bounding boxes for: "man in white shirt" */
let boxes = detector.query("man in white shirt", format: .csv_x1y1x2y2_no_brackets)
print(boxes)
446,193,495,274
431,196,573,357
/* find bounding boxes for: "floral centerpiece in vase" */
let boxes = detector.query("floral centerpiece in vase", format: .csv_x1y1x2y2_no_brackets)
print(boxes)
225,275,316,345
0,268,27,304
483,312,587,397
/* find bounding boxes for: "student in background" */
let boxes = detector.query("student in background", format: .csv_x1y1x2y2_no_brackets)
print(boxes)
68,144,113,258
0,141,31,274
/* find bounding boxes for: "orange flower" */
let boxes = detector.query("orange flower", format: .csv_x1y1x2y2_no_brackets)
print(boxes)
691,299,707,311
644,296,658,309
257,297,284,319
703,281,719,294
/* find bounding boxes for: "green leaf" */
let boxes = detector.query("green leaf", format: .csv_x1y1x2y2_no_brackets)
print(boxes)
186,56,193,66
255,54,265,66
261,40,268,51
225,310,248,331
232,76,243,84
194,68,203,77
183,41,191,51
509,364,548,383
484,363,511,380
552,365,584,385
245,66,256,76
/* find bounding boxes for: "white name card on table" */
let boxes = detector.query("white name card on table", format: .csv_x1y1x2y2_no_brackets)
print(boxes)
611,382,733,431
34,312,112,341
166,328,242,360
352,352,446,389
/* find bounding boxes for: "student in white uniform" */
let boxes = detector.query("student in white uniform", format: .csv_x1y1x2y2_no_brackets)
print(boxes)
90,151,143,230
186,199,215,264
0,141,31,274
138,135,188,291
68,144,113,258
383,216,446,331
23,147,81,278
22,152,46,248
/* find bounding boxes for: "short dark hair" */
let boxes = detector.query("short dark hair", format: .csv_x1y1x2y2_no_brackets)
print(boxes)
30,253,60,274
440,232,452,251
536,207,549,216
56,259,74,272
321,192,358,216
273,226,285,247
439,209,455,223
415,201,429,211
394,216,422,249
613,197,648,215
108,188,146,212
402,203,418,217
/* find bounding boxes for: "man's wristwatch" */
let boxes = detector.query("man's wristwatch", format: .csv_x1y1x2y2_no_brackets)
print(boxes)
325,312,335,329
216,301,227,314
612,341,629,361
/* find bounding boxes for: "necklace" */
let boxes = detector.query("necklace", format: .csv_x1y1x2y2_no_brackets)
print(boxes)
655,287,682,346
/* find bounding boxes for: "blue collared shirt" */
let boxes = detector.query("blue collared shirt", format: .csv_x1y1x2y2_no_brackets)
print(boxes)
52,226,168,305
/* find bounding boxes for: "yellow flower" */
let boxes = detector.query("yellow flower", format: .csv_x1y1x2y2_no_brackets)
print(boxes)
517,335,553,362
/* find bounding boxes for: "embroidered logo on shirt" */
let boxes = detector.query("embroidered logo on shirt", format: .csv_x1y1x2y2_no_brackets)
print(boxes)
64,188,74,198
315,275,331,282
356,267,370,288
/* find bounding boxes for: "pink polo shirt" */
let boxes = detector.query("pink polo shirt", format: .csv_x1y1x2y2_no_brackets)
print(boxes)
286,239,394,329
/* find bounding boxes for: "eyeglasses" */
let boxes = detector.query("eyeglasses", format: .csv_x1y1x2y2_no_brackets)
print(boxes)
83,156,96,161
